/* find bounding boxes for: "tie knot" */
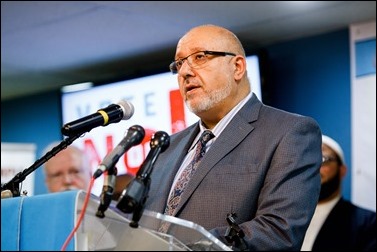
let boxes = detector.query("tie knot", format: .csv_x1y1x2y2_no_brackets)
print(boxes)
200,130,215,145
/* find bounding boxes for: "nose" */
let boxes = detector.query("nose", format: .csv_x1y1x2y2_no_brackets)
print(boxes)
178,59,193,76
62,173,74,184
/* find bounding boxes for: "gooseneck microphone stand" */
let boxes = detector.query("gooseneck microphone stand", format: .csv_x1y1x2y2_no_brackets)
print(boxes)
1,134,81,197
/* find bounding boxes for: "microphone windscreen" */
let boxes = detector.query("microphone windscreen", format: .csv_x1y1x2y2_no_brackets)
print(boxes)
118,100,134,120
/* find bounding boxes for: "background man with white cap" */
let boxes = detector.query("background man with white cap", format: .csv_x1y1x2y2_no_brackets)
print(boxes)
301,135,376,251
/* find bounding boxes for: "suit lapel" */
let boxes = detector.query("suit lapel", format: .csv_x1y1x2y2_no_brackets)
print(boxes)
173,95,261,215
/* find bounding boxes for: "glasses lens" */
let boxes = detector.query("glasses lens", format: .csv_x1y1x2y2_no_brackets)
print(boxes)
170,51,234,74
169,62,177,74
322,156,337,165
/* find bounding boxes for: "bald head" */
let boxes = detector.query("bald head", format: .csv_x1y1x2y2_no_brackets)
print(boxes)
178,24,246,57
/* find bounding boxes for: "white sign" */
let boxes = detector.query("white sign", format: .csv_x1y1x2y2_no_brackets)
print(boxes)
1,142,36,196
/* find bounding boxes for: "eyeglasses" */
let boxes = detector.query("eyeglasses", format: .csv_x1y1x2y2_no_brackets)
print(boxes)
169,50,236,74
322,156,338,165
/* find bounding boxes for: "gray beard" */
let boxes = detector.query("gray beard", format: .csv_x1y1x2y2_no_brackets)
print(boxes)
187,79,233,114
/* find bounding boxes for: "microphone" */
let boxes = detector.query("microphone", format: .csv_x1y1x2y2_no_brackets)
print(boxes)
93,125,145,179
61,100,134,137
116,131,170,227
225,213,249,251
135,131,170,180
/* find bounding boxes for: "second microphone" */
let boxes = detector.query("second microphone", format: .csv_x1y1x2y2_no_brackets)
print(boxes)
93,125,145,179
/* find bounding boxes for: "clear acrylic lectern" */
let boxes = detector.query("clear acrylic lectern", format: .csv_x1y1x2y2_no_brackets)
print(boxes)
76,191,232,251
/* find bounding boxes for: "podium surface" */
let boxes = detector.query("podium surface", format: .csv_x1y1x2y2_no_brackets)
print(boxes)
1,190,231,251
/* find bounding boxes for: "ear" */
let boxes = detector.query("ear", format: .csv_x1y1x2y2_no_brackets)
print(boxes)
233,55,246,81
340,164,347,178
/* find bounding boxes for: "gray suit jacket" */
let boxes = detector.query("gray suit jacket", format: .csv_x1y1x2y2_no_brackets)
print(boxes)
144,93,322,250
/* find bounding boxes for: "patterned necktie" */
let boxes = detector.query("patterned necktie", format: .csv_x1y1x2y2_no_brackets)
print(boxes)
164,130,215,216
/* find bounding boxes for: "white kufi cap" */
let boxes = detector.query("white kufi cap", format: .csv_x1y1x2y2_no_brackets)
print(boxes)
322,135,345,165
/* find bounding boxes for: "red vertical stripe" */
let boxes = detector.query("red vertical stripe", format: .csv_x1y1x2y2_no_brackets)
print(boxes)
169,89,186,133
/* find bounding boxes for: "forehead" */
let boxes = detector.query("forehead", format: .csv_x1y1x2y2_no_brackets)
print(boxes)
46,149,81,166
322,144,336,155
177,27,226,53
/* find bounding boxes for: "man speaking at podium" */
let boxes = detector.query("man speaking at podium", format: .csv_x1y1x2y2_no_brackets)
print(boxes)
144,24,322,250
